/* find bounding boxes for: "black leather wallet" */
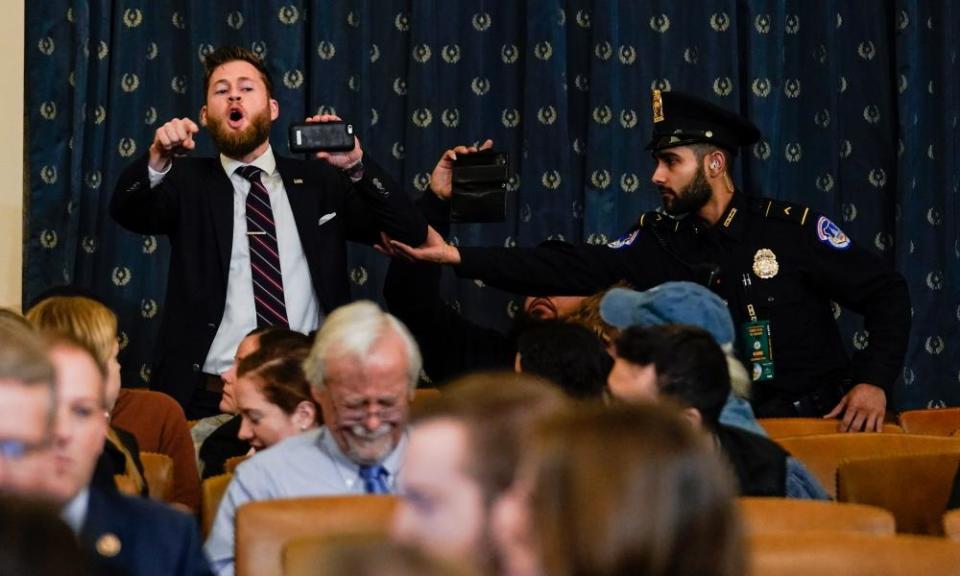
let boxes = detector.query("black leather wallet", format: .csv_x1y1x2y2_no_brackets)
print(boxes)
450,150,510,223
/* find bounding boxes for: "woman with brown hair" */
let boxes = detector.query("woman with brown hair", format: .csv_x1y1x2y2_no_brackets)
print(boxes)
233,336,320,451
493,402,745,576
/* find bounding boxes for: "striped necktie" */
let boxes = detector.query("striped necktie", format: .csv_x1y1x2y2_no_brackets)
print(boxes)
235,165,289,328
358,464,390,494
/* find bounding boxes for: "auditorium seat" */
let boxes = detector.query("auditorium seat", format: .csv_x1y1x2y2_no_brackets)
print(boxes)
898,407,960,436
283,533,385,576
224,454,249,474
749,532,960,576
414,388,440,403
776,433,960,498
837,452,960,535
758,418,903,439
201,473,233,538
738,497,894,536
139,451,175,502
235,495,398,576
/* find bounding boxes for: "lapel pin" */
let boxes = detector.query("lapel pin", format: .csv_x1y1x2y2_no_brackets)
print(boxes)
96,533,122,558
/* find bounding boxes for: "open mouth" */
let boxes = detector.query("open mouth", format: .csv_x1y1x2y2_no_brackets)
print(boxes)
525,298,558,319
227,108,245,128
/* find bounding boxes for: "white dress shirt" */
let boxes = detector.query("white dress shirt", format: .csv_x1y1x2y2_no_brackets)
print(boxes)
60,487,90,535
149,146,321,374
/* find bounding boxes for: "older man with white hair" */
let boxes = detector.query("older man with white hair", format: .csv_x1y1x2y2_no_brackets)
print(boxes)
205,300,422,576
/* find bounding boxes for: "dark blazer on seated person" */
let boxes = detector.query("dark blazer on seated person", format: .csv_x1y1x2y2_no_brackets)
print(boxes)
111,153,427,408
80,486,212,576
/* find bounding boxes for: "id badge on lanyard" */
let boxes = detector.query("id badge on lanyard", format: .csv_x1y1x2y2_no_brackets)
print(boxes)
741,274,774,382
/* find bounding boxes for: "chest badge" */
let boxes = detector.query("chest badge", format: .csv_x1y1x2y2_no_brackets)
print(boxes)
752,248,779,279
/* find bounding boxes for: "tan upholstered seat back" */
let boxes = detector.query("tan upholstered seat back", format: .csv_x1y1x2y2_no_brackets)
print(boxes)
738,497,895,536
749,532,960,576
201,473,233,538
758,418,903,439
235,495,398,576
777,433,960,499
838,452,960,535
899,408,960,436
139,451,175,502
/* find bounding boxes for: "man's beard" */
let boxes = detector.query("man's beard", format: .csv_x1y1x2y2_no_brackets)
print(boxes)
207,106,272,160
660,164,712,216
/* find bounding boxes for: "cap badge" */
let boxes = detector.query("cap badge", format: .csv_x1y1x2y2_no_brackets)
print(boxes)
652,90,664,123
96,533,122,557
752,248,779,279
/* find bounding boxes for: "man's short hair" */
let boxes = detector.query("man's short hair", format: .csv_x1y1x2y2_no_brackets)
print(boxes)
0,311,56,426
303,301,422,393
516,320,611,400
615,324,730,429
410,371,567,506
0,310,54,388
202,46,273,97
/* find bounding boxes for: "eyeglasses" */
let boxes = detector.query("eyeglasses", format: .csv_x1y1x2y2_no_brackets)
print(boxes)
328,397,407,425
0,438,49,460
0,440,26,459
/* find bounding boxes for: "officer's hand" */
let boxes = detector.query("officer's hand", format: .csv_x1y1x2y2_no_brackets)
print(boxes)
430,139,494,200
306,114,363,170
149,118,199,172
373,231,413,262
389,225,461,264
824,383,887,432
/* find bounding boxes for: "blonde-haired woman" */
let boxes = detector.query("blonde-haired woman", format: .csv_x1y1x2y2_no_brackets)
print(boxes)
27,294,200,511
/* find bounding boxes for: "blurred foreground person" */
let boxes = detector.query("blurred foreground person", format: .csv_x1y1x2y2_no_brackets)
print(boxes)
391,372,566,573
493,403,744,576
47,335,211,575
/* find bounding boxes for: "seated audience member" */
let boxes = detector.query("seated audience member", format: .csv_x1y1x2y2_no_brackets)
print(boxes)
0,495,93,576
191,327,268,457
391,372,567,572
205,301,420,576
514,320,611,400
600,282,759,434
494,402,744,576
26,295,201,510
234,338,318,450
198,327,309,477
609,324,828,499
23,297,149,496
46,334,211,575
0,314,57,496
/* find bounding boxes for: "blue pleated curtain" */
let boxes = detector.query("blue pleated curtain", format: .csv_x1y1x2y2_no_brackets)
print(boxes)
25,1,958,409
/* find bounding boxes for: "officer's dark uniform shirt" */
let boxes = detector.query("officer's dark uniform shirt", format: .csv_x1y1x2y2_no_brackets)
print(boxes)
455,191,910,416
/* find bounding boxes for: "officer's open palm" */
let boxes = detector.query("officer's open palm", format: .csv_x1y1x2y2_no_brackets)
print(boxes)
389,225,460,264
824,383,887,432
430,139,494,200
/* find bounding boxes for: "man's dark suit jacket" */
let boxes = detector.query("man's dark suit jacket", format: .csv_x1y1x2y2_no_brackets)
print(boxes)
111,153,427,407
80,486,212,575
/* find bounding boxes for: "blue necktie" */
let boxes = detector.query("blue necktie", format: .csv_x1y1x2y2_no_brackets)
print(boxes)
358,464,390,494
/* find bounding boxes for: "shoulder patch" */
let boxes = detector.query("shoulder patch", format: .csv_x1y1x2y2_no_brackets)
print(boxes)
607,228,639,249
749,198,811,226
816,216,851,249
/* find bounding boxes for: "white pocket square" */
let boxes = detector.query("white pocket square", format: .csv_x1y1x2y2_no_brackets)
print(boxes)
318,212,337,226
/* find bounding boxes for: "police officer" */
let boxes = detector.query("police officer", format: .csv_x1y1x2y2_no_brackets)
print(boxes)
391,90,911,432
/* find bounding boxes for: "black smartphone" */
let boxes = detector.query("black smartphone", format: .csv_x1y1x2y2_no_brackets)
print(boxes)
288,121,355,153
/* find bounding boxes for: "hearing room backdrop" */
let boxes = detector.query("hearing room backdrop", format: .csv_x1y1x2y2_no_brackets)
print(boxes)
25,1,958,409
